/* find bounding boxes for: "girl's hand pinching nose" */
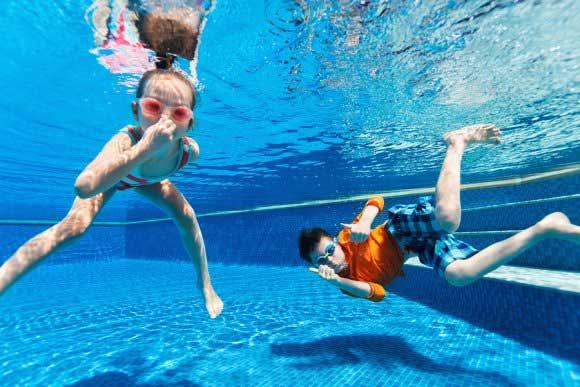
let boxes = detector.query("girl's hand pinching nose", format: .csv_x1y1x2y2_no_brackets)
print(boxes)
142,118,178,155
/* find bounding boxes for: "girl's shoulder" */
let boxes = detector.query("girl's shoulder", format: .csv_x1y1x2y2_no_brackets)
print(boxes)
175,136,199,171
183,136,200,160
119,125,144,145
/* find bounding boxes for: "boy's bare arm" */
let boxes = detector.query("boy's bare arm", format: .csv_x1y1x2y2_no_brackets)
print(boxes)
309,267,371,297
358,204,380,226
341,204,380,243
335,276,372,298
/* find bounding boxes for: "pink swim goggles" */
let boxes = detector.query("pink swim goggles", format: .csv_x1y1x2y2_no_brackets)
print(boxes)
139,97,192,125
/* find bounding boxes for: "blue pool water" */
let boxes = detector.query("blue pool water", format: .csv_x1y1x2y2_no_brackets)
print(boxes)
0,0,579,218
0,0,579,385
1,261,577,386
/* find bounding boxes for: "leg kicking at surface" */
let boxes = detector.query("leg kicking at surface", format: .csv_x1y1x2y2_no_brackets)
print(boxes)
435,123,502,233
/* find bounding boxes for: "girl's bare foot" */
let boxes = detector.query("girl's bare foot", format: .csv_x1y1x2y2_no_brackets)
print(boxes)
443,124,502,147
203,287,224,319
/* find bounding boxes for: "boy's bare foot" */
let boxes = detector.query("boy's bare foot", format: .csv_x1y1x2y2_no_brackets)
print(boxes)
443,124,502,147
537,212,580,244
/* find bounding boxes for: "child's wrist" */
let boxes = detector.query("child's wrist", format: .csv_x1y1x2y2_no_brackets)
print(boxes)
135,139,155,160
357,218,373,228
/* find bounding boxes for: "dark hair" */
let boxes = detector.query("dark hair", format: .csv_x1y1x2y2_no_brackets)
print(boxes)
135,12,199,61
298,228,332,263
154,53,177,70
136,69,196,109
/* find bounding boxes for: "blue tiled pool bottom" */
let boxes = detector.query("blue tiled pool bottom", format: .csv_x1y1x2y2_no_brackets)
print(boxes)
0,261,577,386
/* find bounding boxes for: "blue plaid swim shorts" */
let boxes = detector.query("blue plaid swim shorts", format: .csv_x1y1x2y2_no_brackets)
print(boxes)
385,196,479,279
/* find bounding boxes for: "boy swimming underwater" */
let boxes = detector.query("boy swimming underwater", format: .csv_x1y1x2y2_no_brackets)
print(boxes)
299,124,580,301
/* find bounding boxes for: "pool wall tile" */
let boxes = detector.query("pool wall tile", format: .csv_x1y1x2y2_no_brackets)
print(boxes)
0,225,124,266
123,173,579,271
388,265,580,363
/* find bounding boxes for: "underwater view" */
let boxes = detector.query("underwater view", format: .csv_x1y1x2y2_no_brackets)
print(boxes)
0,0,578,385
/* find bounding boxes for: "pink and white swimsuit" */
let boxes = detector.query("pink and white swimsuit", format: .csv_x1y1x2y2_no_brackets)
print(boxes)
116,125,196,190
92,0,212,75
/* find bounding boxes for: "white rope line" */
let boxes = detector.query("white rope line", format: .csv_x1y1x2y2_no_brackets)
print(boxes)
462,193,580,212
455,230,520,236
0,222,526,235
0,165,578,226
0,218,171,226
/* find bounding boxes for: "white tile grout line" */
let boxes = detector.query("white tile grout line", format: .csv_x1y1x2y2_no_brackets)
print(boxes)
405,257,580,295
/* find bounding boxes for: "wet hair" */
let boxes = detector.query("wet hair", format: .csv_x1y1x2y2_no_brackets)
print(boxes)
135,12,199,61
154,53,177,70
298,228,332,263
136,69,196,109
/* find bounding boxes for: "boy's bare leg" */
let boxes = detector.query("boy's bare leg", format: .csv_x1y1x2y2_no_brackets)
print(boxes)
435,124,502,232
445,212,580,286
0,189,115,296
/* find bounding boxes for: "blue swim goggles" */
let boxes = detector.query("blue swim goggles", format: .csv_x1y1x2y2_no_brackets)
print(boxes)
313,238,337,265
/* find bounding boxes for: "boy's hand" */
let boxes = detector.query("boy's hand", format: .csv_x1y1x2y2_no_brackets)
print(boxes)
141,118,179,156
340,222,371,243
309,266,340,286
202,286,224,319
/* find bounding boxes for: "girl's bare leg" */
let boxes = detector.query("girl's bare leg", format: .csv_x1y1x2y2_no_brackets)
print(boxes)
0,189,116,295
435,124,502,232
135,180,223,318
445,212,580,286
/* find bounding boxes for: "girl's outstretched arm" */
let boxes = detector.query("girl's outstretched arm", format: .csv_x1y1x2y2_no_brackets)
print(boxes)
75,118,177,198
74,131,146,198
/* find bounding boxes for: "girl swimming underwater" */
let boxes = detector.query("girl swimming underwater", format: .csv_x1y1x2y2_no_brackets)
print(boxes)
0,68,224,319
